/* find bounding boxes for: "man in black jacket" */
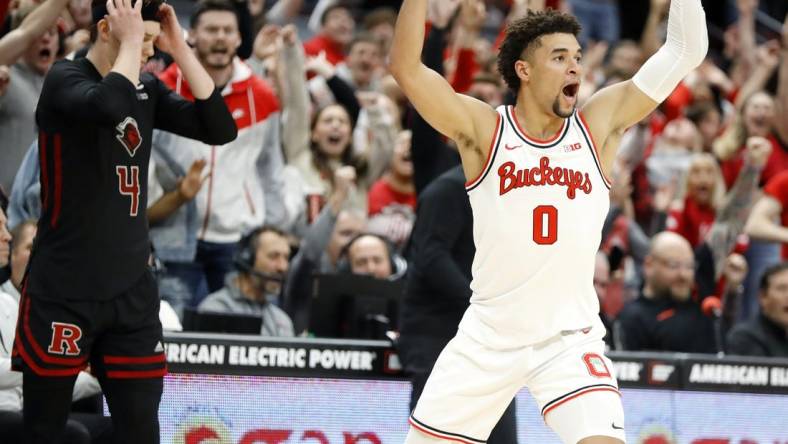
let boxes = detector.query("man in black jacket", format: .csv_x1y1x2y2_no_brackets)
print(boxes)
727,262,788,357
399,166,517,444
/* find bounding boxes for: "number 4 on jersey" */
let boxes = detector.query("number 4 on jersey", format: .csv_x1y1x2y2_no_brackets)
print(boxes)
116,165,140,217
533,205,557,245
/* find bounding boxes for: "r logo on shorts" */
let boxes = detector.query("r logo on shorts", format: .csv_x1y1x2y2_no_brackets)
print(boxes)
48,322,83,356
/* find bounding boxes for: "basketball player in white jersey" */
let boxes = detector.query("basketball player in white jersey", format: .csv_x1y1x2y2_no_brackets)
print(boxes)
389,1,707,443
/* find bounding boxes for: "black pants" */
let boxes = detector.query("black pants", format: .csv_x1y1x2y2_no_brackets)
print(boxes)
398,335,518,444
22,373,162,444
0,409,113,444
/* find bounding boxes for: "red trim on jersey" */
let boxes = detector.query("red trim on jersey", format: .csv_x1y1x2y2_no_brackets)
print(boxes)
508,106,566,144
51,133,63,228
408,418,482,444
577,111,612,187
39,132,49,210
20,294,89,366
106,368,168,379
200,146,216,238
103,354,166,365
542,387,620,418
465,113,502,188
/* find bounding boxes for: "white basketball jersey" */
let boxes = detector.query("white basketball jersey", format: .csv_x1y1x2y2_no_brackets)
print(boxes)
461,105,611,348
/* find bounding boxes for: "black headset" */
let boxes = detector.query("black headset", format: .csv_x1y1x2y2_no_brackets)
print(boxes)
233,226,285,283
336,232,399,275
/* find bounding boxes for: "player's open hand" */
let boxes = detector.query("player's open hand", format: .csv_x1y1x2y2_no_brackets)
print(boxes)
155,3,186,54
106,0,144,45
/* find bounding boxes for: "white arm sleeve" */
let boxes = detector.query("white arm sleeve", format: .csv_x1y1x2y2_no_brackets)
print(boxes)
632,0,709,103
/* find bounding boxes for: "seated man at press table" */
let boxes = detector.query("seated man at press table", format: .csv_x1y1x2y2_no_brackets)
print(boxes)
726,262,788,358
337,232,406,280
198,226,294,337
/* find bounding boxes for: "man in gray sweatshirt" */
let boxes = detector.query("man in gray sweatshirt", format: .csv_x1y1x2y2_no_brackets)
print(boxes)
198,226,294,337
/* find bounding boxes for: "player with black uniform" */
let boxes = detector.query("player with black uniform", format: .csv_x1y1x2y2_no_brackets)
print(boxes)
10,0,237,442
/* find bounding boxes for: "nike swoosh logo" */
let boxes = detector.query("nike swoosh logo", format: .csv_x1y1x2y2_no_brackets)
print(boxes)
611,422,624,430
504,144,522,150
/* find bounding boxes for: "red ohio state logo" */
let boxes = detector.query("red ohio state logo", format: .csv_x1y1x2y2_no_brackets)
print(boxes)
116,117,142,157
48,322,82,356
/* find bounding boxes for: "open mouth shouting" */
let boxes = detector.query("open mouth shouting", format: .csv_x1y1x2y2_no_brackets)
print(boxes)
561,81,580,106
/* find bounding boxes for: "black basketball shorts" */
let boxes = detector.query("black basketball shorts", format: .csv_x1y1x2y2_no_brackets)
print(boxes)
11,270,167,380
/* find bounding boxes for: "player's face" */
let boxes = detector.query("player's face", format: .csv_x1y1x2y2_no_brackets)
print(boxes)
253,231,291,295
311,105,352,158
0,209,10,269
10,224,36,289
22,25,58,75
349,236,392,279
191,11,241,70
760,269,788,330
686,156,717,206
141,22,161,67
525,33,582,118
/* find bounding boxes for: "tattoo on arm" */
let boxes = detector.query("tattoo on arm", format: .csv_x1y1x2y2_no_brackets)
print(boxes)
706,163,761,279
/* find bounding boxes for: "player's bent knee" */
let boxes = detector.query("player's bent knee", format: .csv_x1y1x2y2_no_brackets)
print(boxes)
406,425,456,444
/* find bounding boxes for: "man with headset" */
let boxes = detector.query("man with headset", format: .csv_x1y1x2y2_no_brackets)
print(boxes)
197,226,294,337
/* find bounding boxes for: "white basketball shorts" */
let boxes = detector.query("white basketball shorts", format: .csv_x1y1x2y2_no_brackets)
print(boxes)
408,324,625,444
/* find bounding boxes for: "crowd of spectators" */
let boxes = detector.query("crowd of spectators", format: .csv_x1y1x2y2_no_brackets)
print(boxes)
0,0,786,369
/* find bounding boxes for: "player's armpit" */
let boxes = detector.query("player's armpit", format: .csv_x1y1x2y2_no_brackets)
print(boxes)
391,63,498,182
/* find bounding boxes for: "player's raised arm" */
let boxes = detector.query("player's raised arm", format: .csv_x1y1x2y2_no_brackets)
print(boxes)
581,0,708,171
389,0,498,181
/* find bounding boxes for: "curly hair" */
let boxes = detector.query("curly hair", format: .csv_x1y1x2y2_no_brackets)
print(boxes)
497,9,581,94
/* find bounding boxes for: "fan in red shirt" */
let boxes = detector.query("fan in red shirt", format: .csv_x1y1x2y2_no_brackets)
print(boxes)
666,153,723,247
368,130,416,250
716,92,788,189
746,170,788,259
303,2,355,65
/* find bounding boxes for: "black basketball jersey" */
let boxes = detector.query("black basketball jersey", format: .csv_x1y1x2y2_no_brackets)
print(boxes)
28,57,236,300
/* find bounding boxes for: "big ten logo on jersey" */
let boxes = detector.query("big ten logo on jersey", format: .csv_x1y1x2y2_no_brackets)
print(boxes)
48,322,82,356
582,353,612,378
563,142,582,153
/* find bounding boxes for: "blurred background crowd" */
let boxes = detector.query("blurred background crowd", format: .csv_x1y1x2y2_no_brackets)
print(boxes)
0,0,787,366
